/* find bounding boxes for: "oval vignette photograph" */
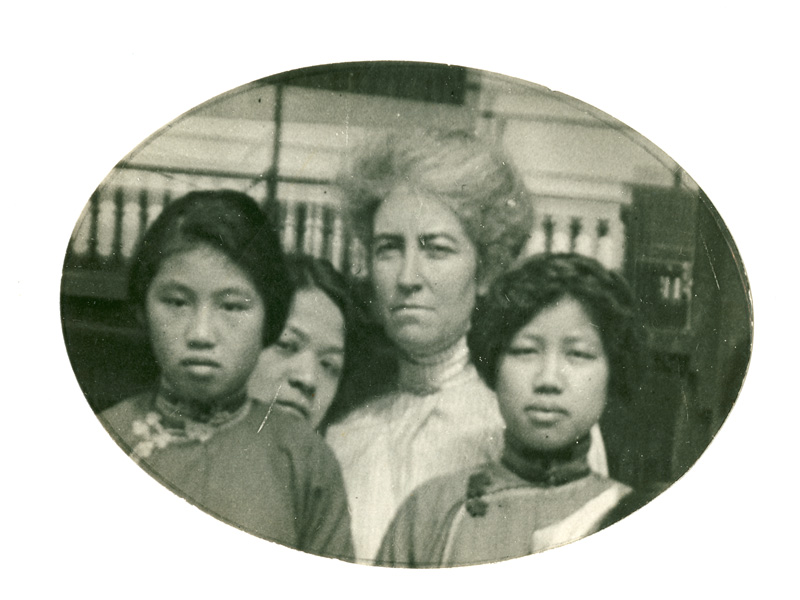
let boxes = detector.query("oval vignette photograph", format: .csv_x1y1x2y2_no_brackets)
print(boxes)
60,61,752,568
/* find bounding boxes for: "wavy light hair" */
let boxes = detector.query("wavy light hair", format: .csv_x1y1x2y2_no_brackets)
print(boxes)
337,128,534,286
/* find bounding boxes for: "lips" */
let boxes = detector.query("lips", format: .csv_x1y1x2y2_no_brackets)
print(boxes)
275,399,310,421
524,405,568,425
390,304,432,314
180,357,222,377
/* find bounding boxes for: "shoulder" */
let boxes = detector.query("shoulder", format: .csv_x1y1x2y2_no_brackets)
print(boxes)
324,391,400,451
257,407,342,475
398,464,492,521
98,393,153,447
376,463,501,567
100,392,151,422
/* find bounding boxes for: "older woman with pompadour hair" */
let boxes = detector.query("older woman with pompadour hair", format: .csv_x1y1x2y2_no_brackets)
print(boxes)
324,129,608,562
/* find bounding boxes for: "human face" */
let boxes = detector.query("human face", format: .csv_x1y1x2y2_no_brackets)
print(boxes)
496,296,609,453
371,187,479,358
247,288,345,429
145,244,266,406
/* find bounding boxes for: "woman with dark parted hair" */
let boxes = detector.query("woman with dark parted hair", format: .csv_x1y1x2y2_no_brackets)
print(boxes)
99,190,353,559
377,253,646,567
324,129,609,561
248,254,358,431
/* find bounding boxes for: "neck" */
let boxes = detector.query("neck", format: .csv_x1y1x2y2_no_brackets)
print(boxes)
154,381,249,425
396,336,471,395
501,433,592,486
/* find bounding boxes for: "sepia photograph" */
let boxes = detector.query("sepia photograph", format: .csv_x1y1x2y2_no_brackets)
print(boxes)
6,2,795,598
60,62,752,567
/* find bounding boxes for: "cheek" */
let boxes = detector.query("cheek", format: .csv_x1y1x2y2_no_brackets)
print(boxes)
255,349,287,381
447,261,478,299
580,366,610,415
371,265,396,299
496,363,530,405
145,309,178,355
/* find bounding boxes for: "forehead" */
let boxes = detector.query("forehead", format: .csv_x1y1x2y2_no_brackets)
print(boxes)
286,288,345,349
514,296,600,340
373,186,469,238
151,245,257,293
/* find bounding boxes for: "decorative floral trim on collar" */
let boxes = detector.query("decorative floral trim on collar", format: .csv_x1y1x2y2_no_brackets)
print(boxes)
130,393,252,461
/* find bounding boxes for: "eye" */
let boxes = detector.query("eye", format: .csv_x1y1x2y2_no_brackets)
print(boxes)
320,358,343,378
505,345,540,357
221,300,249,312
372,239,402,259
275,338,301,354
424,244,456,259
566,349,598,361
160,294,189,308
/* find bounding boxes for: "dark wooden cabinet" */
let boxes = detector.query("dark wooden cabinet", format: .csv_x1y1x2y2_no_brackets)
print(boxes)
605,185,751,488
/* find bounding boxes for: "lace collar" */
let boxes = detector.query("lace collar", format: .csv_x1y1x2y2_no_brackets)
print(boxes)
396,336,472,396
129,387,252,460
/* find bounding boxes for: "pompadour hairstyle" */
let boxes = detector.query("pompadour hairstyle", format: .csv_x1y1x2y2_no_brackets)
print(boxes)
337,128,534,286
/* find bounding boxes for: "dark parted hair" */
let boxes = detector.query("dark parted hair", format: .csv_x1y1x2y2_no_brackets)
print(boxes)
128,189,292,347
337,128,534,286
284,254,352,323
468,253,645,405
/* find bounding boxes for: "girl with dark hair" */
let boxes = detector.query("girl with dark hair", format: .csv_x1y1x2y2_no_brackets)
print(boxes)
100,190,353,559
376,253,644,567
248,254,357,431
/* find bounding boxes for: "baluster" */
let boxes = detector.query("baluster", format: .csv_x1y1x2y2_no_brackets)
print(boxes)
671,267,683,302
551,215,570,253
331,213,344,271
112,187,125,265
138,189,149,248
523,214,547,256
282,199,297,254
660,274,671,300
542,215,555,253
96,187,118,261
606,217,626,270
574,216,596,257
70,204,93,259
596,219,612,268
303,202,314,255
121,190,141,259
88,189,99,264
313,204,325,258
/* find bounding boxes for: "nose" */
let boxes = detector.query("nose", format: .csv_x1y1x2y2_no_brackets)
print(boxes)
186,305,216,348
287,350,317,400
397,247,423,291
535,351,564,393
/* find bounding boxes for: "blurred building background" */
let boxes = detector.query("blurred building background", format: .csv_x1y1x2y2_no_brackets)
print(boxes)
61,63,751,489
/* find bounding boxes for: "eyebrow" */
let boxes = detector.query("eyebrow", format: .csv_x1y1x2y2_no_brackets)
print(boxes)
372,232,461,245
214,287,256,298
419,233,459,245
515,333,600,343
153,281,255,298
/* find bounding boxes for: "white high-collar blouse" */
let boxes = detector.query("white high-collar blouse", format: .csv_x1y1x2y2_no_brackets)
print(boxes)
325,337,607,562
